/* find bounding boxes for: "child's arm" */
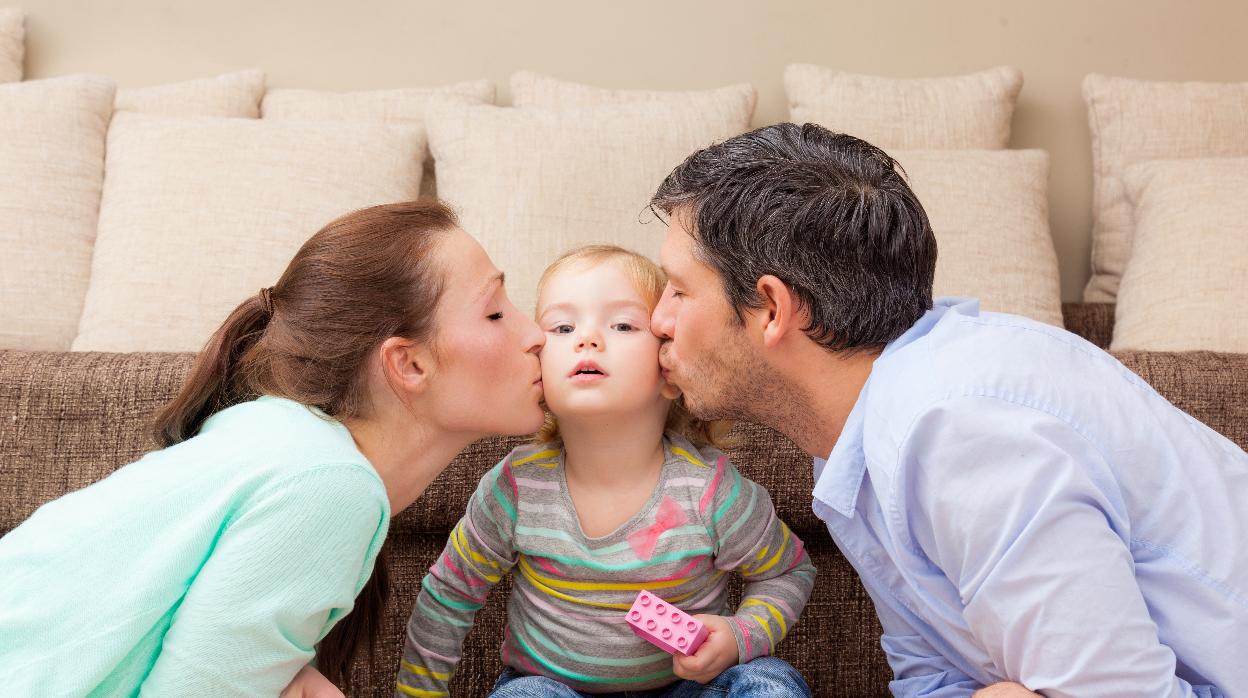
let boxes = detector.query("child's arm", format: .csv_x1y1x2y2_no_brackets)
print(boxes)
396,459,520,698
707,455,817,662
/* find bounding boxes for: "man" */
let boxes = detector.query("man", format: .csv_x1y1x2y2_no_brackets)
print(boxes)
648,122,1246,697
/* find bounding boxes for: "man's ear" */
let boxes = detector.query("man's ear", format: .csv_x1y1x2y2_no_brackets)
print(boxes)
754,274,802,349
378,336,432,396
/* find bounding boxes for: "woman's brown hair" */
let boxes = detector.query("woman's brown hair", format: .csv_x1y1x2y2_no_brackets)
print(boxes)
152,199,459,687
532,244,732,449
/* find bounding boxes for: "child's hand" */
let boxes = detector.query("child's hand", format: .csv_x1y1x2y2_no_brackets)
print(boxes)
671,614,740,683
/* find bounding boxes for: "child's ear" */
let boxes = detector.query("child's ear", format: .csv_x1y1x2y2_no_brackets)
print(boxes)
660,382,682,400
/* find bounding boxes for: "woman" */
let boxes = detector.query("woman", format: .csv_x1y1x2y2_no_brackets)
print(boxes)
0,201,545,696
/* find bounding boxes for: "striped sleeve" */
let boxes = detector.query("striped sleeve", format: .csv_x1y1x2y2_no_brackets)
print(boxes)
396,456,520,698
705,456,817,662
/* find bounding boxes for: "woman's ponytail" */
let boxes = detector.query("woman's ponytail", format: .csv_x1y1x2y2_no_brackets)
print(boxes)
152,291,273,447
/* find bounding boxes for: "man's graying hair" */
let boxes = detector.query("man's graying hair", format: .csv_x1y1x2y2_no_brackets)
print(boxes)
650,123,937,353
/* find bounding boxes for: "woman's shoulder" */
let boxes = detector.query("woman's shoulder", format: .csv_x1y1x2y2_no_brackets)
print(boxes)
187,396,375,476
248,460,388,524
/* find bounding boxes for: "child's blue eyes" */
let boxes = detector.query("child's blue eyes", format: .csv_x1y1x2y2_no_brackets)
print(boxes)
548,323,639,333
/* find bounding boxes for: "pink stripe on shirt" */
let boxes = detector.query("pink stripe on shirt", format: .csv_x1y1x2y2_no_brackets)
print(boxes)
699,456,727,514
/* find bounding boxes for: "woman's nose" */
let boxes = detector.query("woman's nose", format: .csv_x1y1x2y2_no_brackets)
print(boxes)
521,316,544,353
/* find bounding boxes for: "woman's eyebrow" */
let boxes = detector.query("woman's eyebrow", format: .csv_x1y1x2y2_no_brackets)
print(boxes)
477,272,504,300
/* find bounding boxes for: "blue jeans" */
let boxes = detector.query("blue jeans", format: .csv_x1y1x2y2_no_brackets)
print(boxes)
488,656,811,697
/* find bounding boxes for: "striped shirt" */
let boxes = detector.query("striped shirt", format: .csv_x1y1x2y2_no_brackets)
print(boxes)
397,433,816,696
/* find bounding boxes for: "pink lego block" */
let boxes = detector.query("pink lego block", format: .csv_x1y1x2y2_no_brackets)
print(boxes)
625,589,708,656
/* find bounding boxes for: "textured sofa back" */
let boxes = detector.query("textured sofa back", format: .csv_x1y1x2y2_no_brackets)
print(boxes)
3,305,1247,695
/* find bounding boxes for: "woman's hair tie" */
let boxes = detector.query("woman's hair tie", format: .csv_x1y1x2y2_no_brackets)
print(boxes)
258,287,275,316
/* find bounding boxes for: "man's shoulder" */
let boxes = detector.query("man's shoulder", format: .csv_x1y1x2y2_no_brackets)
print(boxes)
861,310,1139,460
872,311,1122,410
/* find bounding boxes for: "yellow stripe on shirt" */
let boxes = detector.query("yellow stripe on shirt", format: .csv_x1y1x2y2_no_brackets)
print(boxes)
395,682,449,697
400,661,453,681
512,449,560,467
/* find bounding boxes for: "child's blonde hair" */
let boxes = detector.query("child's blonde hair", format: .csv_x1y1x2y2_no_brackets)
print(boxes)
534,244,732,449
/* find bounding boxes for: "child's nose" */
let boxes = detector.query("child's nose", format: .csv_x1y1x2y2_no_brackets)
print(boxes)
576,329,602,350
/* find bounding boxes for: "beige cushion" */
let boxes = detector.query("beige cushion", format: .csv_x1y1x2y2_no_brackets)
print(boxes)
1111,158,1248,352
0,7,23,83
261,79,493,123
73,113,424,352
262,79,493,196
427,95,753,314
783,64,1022,150
0,75,116,351
510,70,757,117
897,149,1062,327
115,69,266,117
1082,75,1248,302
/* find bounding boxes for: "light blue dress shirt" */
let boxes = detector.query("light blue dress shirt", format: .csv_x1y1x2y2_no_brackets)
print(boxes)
813,298,1246,698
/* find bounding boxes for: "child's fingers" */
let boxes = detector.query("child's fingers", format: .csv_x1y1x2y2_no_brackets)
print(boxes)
672,651,710,681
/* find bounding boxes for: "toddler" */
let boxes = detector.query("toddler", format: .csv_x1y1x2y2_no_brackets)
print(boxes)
397,245,816,697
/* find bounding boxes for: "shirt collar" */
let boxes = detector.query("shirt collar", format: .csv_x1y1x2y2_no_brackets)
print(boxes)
812,384,869,518
811,297,979,518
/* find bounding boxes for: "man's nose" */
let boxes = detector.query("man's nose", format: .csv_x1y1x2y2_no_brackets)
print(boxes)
651,292,674,340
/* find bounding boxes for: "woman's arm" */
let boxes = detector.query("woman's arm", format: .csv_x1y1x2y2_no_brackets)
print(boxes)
139,464,387,697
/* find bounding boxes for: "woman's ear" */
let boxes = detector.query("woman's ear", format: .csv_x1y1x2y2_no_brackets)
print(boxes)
378,336,432,396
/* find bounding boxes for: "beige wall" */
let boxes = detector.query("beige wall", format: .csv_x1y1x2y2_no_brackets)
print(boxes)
18,0,1248,301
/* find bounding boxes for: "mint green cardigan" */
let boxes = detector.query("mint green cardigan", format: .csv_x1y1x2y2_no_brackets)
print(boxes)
0,396,390,696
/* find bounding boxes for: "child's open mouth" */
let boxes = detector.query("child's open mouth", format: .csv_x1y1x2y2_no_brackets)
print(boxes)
570,361,607,383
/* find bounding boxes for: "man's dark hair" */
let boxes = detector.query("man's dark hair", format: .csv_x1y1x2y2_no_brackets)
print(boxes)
651,122,937,353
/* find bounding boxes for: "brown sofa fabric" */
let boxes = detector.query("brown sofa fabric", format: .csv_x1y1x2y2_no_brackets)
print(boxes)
3,304,1246,697
1061,301,1114,349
